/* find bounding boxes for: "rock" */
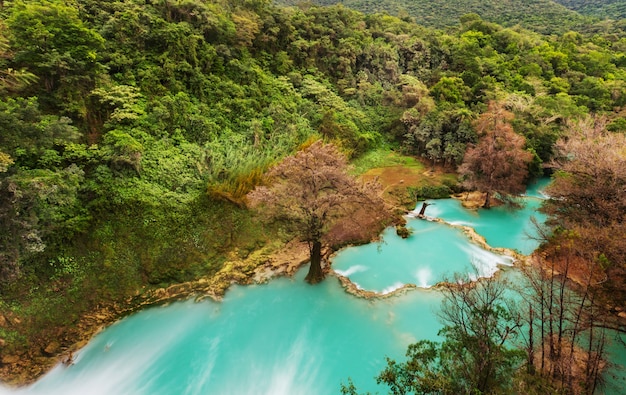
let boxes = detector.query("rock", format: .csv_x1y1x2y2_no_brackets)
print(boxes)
395,224,411,239
43,341,60,356
0,314,6,327
1,354,20,364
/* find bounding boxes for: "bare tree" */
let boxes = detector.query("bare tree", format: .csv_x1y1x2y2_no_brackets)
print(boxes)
459,101,533,208
546,117,626,227
247,141,387,284
544,116,626,305
345,274,525,395
519,211,618,394
519,238,611,395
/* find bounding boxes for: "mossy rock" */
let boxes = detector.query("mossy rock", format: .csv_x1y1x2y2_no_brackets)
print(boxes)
395,224,412,239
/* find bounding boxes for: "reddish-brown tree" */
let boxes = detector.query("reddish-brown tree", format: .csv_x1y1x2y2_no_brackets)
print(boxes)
459,101,533,208
247,141,386,284
544,117,626,304
546,117,626,228
513,117,626,394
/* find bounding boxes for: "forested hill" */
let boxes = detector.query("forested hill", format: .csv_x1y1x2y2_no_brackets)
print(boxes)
276,0,592,34
555,0,626,19
1,0,626,380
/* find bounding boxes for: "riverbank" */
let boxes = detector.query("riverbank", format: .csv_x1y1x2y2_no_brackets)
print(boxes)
0,239,313,386
0,154,452,386
0,193,400,386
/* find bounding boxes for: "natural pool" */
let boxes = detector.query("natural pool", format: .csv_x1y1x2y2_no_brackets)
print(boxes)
332,178,550,293
1,178,624,394
332,221,514,292
6,271,444,395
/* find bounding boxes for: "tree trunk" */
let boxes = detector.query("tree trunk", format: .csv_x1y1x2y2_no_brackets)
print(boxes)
483,191,491,209
527,305,535,374
418,202,430,217
305,240,324,284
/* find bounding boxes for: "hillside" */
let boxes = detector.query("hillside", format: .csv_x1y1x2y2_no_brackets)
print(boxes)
1,0,626,386
555,0,626,19
277,0,591,33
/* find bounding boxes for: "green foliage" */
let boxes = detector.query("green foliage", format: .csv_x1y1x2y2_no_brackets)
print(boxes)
1,0,626,370
284,0,595,35
607,116,626,132
410,185,453,200
7,0,104,117
344,276,525,394
0,97,81,163
350,147,423,174
555,0,626,19
403,103,476,167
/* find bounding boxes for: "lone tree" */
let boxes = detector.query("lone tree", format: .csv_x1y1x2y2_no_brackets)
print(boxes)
459,101,532,208
248,141,386,284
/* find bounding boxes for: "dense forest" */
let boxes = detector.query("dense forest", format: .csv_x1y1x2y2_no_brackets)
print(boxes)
279,0,626,34
555,0,626,19
0,0,625,391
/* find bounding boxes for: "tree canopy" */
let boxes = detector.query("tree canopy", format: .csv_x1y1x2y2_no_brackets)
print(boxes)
0,0,625,383
248,141,387,283
459,101,533,208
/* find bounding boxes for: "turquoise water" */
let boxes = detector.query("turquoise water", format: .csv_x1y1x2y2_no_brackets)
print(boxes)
333,221,514,292
424,178,551,255
424,198,544,255
4,270,444,395
606,332,626,392
332,179,552,293
1,177,624,394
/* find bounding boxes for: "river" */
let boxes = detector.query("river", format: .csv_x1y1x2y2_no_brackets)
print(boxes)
2,179,624,394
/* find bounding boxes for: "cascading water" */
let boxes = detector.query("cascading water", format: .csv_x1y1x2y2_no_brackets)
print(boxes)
2,178,625,394
332,219,515,292
4,272,444,395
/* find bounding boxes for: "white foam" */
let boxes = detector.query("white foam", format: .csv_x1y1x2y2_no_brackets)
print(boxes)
0,385,21,395
19,307,205,395
184,337,221,395
333,264,368,277
448,220,476,227
380,282,406,295
220,328,324,395
460,243,514,280
415,267,433,288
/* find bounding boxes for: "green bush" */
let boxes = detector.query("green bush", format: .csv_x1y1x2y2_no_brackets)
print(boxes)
410,185,452,200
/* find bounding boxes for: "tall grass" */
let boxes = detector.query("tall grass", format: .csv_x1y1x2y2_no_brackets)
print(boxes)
205,129,314,205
